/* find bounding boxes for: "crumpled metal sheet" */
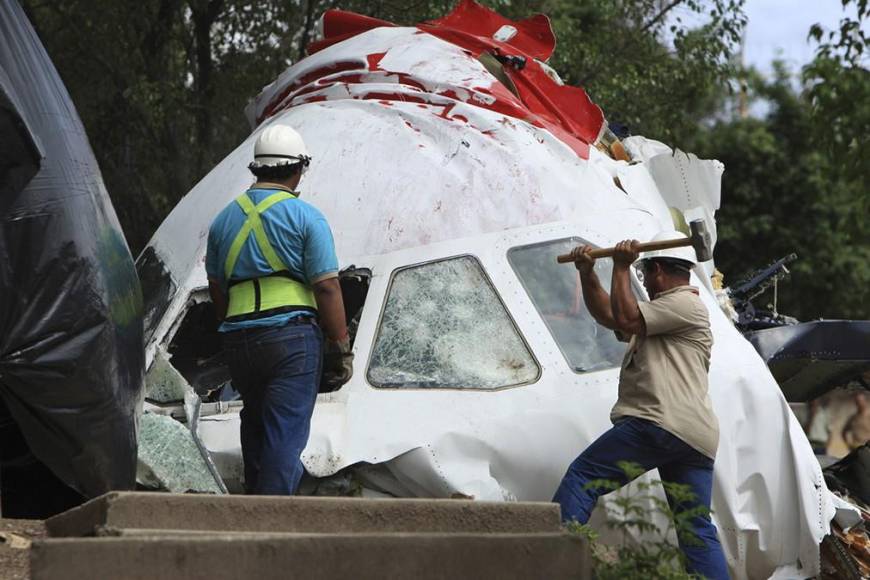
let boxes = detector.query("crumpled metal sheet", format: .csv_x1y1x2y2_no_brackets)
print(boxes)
143,5,837,579
255,1,604,158
0,0,144,497
747,320,870,402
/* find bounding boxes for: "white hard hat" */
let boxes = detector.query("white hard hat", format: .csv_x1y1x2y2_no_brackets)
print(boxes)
637,230,697,266
250,125,311,168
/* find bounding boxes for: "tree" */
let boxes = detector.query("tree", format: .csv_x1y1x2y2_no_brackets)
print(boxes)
804,0,869,191
684,0,869,320
21,0,305,252
688,63,869,320
539,0,746,145
21,0,747,253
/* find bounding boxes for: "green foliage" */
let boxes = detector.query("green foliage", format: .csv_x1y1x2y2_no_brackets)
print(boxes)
566,461,707,580
527,0,747,146
686,0,870,319
21,0,307,252
804,2,869,187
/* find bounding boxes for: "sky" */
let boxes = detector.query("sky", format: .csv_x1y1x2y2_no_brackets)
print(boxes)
742,0,861,75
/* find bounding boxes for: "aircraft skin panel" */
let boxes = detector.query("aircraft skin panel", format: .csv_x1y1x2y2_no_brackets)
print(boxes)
142,5,837,578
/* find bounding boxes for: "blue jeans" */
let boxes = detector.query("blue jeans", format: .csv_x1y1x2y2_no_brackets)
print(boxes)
222,320,323,495
552,417,729,580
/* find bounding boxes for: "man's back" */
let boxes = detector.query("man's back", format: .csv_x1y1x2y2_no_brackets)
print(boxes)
205,186,338,331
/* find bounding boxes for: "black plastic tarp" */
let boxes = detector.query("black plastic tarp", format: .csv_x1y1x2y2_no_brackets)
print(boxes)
0,0,144,499
824,443,870,507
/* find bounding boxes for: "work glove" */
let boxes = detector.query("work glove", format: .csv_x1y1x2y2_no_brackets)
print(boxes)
323,336,354,386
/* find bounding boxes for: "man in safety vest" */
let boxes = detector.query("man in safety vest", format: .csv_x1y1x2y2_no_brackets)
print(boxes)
206,124,353,495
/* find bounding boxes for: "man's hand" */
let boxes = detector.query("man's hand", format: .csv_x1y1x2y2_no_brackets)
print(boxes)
323,336,354,385
570,245,596,276
208,278,228,322
313,277,349,344
613,239,641,268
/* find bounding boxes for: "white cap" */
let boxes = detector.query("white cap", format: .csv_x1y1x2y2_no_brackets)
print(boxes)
638,230,698,266
250,125,310,168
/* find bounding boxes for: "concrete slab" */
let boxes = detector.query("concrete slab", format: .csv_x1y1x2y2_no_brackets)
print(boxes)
46,492,562,537
31,533,590,580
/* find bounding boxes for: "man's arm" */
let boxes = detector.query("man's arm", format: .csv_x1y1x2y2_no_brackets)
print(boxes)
314,276,354,386
312,277,348,343
610,240,645,336
304,213,353,384
571,246,618,329
208,278,228,322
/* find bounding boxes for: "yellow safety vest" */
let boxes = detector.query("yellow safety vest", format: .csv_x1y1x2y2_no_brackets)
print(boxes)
223,190,317,321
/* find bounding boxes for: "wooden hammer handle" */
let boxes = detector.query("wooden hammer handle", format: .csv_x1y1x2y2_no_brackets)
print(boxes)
556,238,692,263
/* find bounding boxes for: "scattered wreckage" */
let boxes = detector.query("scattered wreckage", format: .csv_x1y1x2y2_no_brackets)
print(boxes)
723,253,870,403
135,2,864,578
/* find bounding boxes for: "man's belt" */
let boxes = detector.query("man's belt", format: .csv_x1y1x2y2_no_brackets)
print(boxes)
225,272,317,322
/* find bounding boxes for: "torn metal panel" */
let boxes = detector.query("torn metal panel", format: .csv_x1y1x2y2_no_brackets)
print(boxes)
0,0,144,499
747,321,870,402
141,3,837,578
137,246,178,346
624,137,725,280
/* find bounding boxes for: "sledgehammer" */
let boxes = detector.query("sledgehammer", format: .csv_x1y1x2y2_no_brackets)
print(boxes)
556,219,713,264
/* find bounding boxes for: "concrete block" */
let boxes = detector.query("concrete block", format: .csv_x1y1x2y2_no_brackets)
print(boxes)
46,492,562,537
31,533,591,580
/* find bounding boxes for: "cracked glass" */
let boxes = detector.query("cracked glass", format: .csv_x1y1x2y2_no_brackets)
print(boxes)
368,255,539,389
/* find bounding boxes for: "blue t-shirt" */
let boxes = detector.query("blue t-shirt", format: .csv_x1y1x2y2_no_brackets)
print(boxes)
206,187,339,332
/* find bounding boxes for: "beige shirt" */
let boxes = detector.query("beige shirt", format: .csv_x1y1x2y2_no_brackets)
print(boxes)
610,285,719,458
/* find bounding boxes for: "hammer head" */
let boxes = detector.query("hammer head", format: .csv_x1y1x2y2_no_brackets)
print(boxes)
689,219,713,262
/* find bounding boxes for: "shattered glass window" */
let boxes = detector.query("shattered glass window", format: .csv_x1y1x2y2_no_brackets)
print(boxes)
508,238,626,372
137,412,222,494
367,256,539,389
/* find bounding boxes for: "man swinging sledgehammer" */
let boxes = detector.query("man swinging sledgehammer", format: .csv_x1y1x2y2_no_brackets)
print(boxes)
552,230,730,579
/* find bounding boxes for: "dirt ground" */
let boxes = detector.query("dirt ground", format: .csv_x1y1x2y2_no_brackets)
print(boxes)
0,519,45,580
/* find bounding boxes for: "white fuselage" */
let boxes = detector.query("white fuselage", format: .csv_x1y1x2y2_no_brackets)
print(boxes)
143,25,834,580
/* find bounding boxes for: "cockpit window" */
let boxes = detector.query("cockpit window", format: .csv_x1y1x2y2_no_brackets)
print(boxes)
508,238,626,373
367,255,539,389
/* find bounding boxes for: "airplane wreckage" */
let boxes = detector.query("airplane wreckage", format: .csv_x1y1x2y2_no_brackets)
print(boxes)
2,0,869,578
